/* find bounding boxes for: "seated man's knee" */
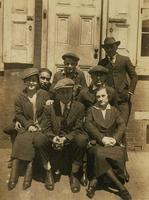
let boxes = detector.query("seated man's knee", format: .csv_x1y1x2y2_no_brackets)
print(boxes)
33,133,47,148
74,134,88,148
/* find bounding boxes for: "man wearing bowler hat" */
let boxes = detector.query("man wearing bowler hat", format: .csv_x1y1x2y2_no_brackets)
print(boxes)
77,64,118,110
98,37,138,125
33,78,88,193
52,53,87,97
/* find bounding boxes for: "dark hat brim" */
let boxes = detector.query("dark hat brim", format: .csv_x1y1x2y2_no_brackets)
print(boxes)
101,41,120,48
62,53,80,61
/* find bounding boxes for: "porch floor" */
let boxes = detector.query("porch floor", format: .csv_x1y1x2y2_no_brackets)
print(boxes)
0,149,148,200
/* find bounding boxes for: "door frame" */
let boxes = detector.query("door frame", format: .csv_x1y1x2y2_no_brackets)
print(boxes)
0,0,4,74
41,0,108,75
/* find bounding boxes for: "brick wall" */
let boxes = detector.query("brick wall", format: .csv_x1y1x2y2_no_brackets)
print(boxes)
127,80,149,151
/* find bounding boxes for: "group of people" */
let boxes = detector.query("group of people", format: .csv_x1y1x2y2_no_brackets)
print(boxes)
4,37,138,200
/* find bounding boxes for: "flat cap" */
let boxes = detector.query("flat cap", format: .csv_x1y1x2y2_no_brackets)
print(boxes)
21,68,39,80
88,65,109,74
54,78,75,90
62,52,80,61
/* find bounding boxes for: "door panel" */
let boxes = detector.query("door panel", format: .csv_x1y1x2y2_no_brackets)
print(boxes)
47,0,101,73
3,0,35,63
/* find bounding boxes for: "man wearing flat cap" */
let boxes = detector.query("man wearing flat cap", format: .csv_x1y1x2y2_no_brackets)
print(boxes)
33,78,88,193
98,37,138,125
52,52,87,98
77,64,118,110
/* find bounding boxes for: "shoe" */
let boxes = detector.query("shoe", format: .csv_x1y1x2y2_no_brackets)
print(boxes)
8,181,17,191
7,159,13,169
22,162,32,190
80,171,88,187
8,159,19,190
70,174,80,193
45,170,54,191
86,179,97,199
119,189,132,200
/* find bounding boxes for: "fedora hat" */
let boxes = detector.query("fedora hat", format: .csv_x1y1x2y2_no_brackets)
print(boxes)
101,37,120,48
54,78,75,90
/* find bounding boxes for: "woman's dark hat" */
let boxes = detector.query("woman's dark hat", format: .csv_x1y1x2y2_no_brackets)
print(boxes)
101,37,120,48
22,68,39,80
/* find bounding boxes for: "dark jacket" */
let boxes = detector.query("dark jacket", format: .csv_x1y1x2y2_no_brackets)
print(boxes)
85,104,126,145
52,68,87,88
15,89,50,129
41,100,85,142
77,83,118,110
99,54,138,102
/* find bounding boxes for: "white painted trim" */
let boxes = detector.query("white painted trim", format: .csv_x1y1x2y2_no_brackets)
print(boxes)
0,0,4,71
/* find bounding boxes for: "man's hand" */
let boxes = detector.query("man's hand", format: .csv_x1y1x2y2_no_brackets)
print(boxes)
28,125,37,132
46,100,54,106
15,121,22,130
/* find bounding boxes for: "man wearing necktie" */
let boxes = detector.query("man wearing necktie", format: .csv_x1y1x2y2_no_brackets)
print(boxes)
33,78,88,193
98,37,138,125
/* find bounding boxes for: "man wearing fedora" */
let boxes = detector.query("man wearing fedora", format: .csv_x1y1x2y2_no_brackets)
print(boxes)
33,78,88,193
98,37,138,125
52,52,87,98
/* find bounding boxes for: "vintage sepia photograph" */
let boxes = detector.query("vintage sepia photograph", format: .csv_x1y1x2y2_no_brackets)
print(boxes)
0,0,149,199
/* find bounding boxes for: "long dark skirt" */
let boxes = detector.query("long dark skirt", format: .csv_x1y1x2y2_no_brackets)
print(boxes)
12,129,41,161
87,144,126,181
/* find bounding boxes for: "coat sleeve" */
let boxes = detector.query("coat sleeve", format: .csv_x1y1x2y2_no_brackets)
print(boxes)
80,71,87,88
40,106,56,141
15,95,34,129
125,57,138,94
112,109,126,143
85,109,104,144
64,107,85,142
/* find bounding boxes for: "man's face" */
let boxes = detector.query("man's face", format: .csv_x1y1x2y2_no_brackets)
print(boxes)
104,43,118,57
96,88,109,107
57,88,73,104
91,72,107,86
24,75,39,91
64,57,77,75
39,71,51,90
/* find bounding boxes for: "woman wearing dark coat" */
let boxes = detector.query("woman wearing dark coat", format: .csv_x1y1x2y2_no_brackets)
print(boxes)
85,86,131,200
8,68,50,191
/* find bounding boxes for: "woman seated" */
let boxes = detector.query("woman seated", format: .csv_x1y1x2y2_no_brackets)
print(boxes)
85,86,131,200
8,68,50,190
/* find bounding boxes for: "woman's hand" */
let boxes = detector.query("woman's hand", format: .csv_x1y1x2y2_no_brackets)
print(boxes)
102,136,116,146
28,125,37,132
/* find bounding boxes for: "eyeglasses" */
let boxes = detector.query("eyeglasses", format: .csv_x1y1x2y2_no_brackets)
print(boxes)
40,76,50,81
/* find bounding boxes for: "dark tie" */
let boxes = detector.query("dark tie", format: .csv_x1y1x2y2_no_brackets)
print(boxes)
63,104,69,119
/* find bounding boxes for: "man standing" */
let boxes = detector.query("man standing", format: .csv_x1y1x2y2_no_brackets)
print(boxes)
98,37,138,124
52,53,87,97
33,78,88,193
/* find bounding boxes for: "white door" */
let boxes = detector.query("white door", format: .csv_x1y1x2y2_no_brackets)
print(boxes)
46,0,102,77
3,0,35,64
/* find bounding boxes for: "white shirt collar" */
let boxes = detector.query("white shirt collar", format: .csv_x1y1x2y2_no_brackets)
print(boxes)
93,103,111,110
60,101,71,115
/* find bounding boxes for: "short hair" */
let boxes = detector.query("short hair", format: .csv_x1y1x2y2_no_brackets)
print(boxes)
39,68,52,77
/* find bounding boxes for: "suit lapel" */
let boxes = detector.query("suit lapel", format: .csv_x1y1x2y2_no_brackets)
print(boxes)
66,102,78,125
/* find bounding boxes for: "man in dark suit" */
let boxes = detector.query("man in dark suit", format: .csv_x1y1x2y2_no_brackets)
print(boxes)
98,37,138,124
52,53,87,97
77,65,118,110
33,78,88,193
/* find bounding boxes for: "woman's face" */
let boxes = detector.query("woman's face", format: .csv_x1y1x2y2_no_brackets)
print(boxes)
24,75,39,91
96,88,109,107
